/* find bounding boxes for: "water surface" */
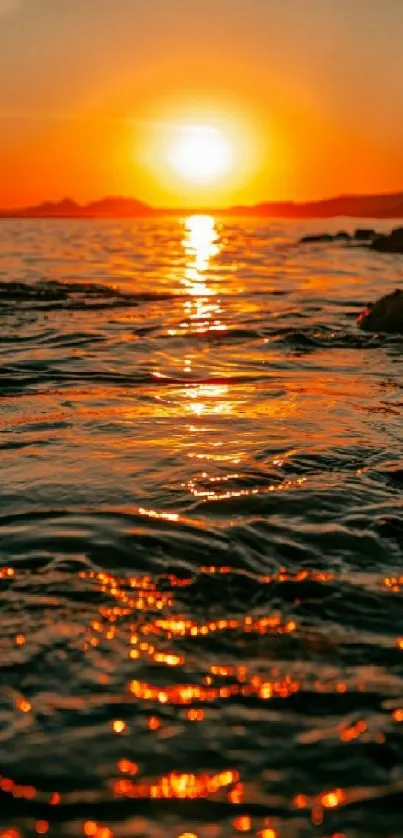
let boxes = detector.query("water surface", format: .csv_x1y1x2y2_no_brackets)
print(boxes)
1,216,403,838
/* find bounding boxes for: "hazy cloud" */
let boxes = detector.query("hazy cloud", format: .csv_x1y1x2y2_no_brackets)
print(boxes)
0,0,20,14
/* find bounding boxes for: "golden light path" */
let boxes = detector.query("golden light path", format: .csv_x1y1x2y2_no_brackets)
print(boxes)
182,215,230,417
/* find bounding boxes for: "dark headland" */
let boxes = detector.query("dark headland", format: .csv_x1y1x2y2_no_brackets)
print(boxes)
2,192,403,219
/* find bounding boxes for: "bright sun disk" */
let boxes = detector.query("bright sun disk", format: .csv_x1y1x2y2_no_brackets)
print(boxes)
168,124,234,184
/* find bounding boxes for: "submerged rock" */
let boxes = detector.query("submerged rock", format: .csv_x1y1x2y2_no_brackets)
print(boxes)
299,226,403,250
358,289,403,333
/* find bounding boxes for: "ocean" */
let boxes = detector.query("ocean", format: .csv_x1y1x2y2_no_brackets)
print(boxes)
1,215,403,838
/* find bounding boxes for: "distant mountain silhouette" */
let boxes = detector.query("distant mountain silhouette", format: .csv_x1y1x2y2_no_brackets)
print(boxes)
85,197,155,217
0,196,155,218
225,193,403,218
1,192,403,219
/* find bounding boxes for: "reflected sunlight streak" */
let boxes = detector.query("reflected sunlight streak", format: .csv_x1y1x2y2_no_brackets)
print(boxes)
167,215,233,417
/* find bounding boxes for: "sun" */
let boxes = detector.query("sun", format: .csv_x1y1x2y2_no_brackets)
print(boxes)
136,102,261,204
167,124,234,184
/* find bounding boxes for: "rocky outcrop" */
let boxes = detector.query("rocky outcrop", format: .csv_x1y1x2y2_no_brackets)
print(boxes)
357,289,403,333
300,226,403,254
300,233,335,244
354,228,376,241
300,231,351,244
370,228,403,253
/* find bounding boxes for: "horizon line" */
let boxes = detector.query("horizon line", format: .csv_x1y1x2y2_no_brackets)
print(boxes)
2,189,403,219
3,187,403,207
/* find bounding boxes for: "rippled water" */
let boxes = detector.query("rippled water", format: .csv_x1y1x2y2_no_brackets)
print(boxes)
1,216,403,838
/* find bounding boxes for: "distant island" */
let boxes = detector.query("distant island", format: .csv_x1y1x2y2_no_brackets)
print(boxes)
1,192,403,219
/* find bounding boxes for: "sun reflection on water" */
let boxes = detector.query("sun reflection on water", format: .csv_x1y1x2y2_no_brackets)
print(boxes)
182,215,226,334
184,382,232,417
183,214,219,278
172,215,233,420
167,215,227,340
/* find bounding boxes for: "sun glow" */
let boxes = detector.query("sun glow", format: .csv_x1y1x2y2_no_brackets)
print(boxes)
136,99,261,205
168,124,234,184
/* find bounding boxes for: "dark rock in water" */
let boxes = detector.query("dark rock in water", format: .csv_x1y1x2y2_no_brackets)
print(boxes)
354,228,376,241
358,288,403,333
371,227,403,253
300,231,350,244
299,225,403,253
334,230,351,241
300,231,354,245
300,233,335,244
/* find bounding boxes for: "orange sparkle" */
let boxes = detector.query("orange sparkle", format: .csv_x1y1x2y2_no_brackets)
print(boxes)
0,778,14,792
233,815,251,832
17,698,31,713
117,759,138,775
319,788,346,809
186,709,205,721
340,720,367,741
294,793,308,808
311,805,324,826
110,768,238,800
154,652,184,667
35,823,49,835
228,782,244,804
112,720,126,734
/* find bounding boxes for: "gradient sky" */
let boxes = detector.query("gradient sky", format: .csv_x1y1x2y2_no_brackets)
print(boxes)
1,0,403,207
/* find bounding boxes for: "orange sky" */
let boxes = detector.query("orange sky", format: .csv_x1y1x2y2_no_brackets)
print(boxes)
1,0,403,208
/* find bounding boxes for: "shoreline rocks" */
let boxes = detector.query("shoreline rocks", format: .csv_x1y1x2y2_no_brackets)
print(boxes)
357,289,403,333
300,226,403,253
354,228,376,241
370,227,403,253
300,231,350,244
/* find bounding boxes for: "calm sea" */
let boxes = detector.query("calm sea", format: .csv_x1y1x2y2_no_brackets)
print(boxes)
1,216,403,838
